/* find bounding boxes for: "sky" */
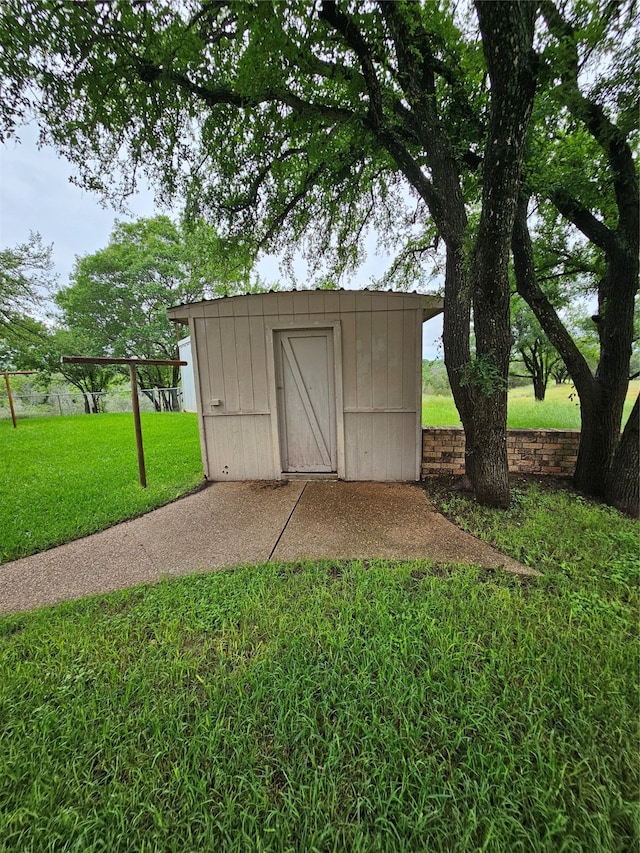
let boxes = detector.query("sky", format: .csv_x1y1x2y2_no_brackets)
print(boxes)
0,124,444,358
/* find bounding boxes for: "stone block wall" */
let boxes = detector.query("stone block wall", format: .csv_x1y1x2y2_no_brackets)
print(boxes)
421,428,580,478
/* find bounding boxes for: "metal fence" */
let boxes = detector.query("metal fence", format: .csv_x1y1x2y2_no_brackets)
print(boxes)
0,387,185,419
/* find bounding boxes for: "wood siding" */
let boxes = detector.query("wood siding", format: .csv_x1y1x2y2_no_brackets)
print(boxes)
169,291,424,481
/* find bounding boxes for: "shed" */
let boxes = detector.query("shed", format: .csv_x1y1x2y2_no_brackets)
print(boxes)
167,290,443,482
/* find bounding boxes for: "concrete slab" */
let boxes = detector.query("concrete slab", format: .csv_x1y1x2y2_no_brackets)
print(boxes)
0,480,535,616
0,481,304,614
273,481,534,575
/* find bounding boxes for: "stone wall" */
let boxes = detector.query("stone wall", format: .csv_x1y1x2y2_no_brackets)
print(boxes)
421,427,580,478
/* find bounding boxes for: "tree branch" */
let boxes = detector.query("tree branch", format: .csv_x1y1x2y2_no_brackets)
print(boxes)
539,0,639,244
318,0,383,127
546,185,617,252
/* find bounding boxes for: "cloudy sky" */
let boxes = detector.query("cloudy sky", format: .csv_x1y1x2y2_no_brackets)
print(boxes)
0,124,443,357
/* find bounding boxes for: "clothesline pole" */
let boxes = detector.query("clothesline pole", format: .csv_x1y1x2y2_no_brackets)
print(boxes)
3,370,38,428
61,356,187,488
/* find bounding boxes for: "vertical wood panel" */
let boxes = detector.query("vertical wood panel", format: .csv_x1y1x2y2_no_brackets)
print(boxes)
371,414,389,479
239,416,259,480
343,412,357,478
355,310,372,409
338,291,355,313
233,315,254,411
205,417,229,479
402,412,419,480
382,413,396,480
249,316,268,411
356,414,374,479
219,319,240,411
201,301,218,318
255,417,277,478
341,311,357,409
386,309,404,409
247,294,264,316
277,291,294,316
193,318,210,406
204,317,224,409
232,297,248,316
262,293,280,317
231,415,246,479
293,290,309,317
402,308,417,410
371,309,388,409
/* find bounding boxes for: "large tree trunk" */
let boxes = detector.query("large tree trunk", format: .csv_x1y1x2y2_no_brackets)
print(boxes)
533,2,639,505
605,395,639,517
512,195,638,501
470,0,537,508
574,246,637,496
380,0,535,507
442,243,475,486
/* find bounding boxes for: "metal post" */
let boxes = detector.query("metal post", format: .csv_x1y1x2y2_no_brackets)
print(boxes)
129,364,147,488
4,373,17,429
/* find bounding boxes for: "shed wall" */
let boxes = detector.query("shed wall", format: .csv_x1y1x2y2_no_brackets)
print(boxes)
183,291,423,481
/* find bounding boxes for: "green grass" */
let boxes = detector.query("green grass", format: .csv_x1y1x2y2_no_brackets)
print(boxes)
0,413,203,563
423,379,640,429
0,482,638,851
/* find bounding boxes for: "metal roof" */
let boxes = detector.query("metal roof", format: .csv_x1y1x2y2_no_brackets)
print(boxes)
167,288,444,322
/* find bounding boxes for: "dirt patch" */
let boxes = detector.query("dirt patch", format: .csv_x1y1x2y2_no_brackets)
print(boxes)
422,472,577,504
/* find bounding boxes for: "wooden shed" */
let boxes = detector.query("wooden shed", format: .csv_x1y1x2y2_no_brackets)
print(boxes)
168,290,443,482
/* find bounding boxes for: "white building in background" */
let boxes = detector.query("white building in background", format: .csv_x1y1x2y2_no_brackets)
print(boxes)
178,336,197,412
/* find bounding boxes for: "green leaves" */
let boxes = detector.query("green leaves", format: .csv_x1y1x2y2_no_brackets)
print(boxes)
54,215,254,390
0,233,56,331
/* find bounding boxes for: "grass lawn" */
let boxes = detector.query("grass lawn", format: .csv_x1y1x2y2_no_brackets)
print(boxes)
0,413,204,563
423,379,640,429
0,481,638,851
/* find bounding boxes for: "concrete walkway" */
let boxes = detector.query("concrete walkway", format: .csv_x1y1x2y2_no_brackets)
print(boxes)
0,481,535,614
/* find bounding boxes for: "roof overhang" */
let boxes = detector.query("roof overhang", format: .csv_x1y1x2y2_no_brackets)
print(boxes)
422,294,444,322
168,290,445,324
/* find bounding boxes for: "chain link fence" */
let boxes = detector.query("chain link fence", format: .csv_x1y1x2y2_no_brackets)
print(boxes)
0,387,185,419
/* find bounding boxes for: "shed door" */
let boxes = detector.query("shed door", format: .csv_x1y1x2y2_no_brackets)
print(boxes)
274,329,337,473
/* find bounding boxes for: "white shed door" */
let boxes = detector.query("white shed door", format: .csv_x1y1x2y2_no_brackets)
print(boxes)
275,329,337,473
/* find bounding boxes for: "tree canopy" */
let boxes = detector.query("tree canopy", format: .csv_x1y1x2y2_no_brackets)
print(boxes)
0,232,56,331
0,0,636,510
55,215,258,405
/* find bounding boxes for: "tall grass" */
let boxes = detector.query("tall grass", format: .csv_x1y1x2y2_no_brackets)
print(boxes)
0,479,638,851
0,413,203,563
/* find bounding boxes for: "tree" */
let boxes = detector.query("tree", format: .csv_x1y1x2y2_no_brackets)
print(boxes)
0,0,542,507
512,0,639,514
9,323,117,414
0,314,49,371
0,233,56,331
511,297,562,401
56,215,255,410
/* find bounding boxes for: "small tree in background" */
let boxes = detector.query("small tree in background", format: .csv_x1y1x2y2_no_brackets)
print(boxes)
56,216,257,410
